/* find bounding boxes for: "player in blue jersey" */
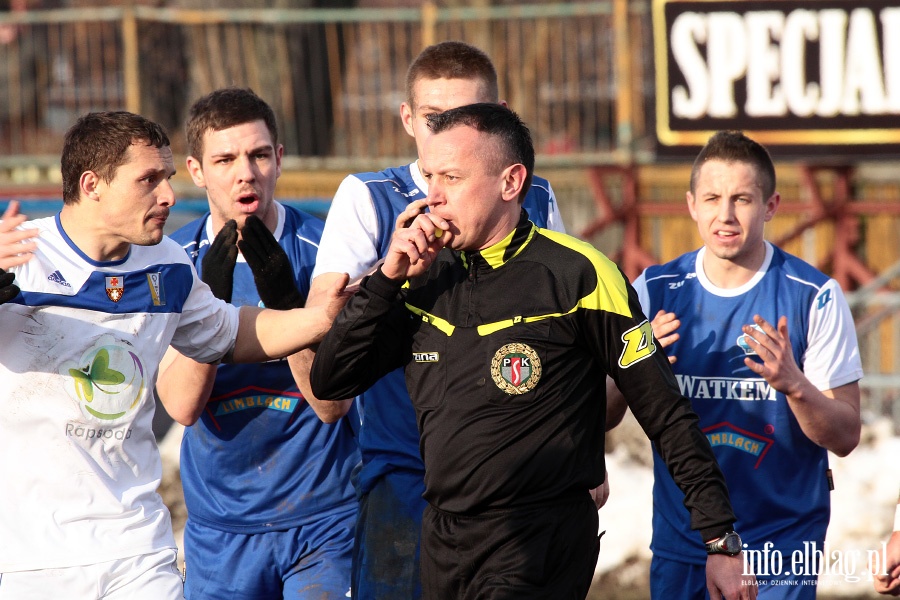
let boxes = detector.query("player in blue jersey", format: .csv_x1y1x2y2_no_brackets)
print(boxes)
154,89,358,600
0,111,346,600
609,131,862,599
307,42,580,599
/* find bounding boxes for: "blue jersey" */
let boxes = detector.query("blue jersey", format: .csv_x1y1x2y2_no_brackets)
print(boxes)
315,163,564,497
634,243,862,564
170,203,360,533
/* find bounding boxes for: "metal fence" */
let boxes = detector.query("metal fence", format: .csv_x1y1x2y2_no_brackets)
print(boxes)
0,1,651,166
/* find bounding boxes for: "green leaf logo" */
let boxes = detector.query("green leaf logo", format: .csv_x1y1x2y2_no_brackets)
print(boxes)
62,341,144,423
90,349,126,389
67,349,127,404
69,368,93,402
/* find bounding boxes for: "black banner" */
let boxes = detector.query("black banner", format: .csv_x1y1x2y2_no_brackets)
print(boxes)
654,0,900,158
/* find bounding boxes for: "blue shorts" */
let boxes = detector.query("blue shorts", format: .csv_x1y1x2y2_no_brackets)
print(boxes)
184,506,354,600
352,470,427,600
650,554,817,600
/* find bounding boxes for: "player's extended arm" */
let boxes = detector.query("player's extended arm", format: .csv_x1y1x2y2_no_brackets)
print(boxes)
231,274,349,363
740,315,860,457
300,273,359,417
156,346,217,426
237,216,351,423
156,220,239,425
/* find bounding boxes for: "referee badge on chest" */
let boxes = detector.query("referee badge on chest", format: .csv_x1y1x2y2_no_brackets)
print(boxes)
491,343,541,394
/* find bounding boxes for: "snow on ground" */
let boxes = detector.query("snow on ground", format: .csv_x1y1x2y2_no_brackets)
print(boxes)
160,413,900,597
596,445,654,576
595,415,900,597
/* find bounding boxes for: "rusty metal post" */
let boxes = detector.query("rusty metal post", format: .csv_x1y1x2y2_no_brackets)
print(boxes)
421,2,437,49
612,0,633,158
122,6,141,114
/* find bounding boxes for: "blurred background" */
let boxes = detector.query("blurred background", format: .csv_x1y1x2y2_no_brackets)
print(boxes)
2,1,898,596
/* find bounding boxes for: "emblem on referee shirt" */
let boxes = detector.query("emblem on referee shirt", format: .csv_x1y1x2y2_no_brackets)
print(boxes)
491,343,541,394
105,276,124,302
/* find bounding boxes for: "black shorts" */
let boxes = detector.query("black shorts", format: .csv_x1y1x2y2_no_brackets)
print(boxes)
420,492,601,600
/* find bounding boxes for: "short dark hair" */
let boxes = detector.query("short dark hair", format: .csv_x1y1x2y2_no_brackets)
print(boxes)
61,111,170,205
427,103,534,202
405,41,499,108
185,87,278,161
691,131,776,198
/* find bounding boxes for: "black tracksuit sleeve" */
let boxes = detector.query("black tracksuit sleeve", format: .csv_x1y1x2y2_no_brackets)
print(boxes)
310,268,412,400
585,271,736,542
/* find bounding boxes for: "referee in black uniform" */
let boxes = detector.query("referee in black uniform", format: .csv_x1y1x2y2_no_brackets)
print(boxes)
311,103,757,600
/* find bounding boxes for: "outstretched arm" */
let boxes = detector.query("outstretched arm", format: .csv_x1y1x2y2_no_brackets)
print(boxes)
157,347,217,426
231,274,349,364
239,215,353,423
155,220,239,425
288,349,352,423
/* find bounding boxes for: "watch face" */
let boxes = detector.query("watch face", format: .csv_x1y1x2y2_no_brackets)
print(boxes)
723,533,742,554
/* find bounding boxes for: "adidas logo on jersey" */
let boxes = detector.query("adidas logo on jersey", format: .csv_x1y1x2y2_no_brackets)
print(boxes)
47,270,71,288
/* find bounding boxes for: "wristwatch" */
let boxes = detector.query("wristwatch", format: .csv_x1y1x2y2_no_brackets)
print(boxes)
705,531,743,556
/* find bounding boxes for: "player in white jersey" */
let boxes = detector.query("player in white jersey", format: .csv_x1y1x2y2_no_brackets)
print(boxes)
0,111,348,600
609,131,862,599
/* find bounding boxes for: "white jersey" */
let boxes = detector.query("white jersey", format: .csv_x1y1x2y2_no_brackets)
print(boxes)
0,214,240,572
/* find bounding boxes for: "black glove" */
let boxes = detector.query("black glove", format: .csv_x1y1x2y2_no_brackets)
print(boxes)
0,268,19,304
238,215,305,310
201,219,238,302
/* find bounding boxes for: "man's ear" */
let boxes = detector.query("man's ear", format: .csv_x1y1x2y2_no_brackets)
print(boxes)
686,190,698,223
500,164,527,203
274,144,284,179
763,192,781,222
400,102,416,138
80,170,102,201
186,155,206,188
